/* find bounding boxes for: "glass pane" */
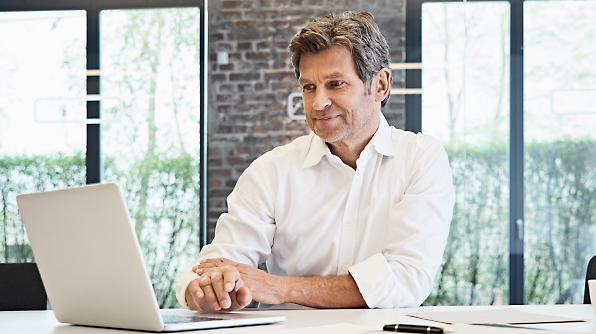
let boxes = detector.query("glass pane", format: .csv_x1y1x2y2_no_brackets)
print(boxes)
524,1,596,304
422,2,511,305
0,11,86,263
100,8,201,308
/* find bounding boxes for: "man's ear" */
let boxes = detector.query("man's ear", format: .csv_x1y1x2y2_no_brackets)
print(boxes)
373,68,391,103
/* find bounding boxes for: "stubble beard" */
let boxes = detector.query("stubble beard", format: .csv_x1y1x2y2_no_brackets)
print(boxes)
310,112,349,144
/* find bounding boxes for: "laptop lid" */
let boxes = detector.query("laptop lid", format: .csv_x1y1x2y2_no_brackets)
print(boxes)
16,183,284,332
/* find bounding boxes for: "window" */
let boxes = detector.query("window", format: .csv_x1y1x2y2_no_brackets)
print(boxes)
409,0,596,305
0,1,206,308
420,1,511,305
0,10,87,263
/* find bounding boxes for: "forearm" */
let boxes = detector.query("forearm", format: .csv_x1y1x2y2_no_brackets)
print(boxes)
277,274,367,308
193,259,368,309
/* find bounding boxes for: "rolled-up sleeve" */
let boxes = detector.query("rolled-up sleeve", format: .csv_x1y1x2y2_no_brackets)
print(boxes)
349,137,455,308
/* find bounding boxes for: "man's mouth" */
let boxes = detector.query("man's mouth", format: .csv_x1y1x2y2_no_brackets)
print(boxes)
316,115,340,121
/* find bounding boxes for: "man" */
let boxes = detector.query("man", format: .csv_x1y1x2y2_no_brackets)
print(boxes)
176,11,455,311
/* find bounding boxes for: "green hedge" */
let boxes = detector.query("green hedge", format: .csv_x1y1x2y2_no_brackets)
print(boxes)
2,138,596,306
426,138,596,305
0,151,200,308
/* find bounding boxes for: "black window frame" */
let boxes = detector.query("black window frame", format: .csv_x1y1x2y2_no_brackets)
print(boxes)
0,0,209,248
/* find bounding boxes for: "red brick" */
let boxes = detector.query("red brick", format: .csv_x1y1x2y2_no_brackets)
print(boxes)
272,82,287,90
219,64,234,71
255,62,270,70
210,169,232,178
236,145,252,154
208,159,222,168
212,74,227,82
260,0,290,8
246,52,274,60
269,103,284,111
208,179,221,188
238,83,253,92
274,41,289,50
211,33,225,41
255,82,268,91
273,62,286,69
236,21,250,29
217,11,242,21
222,0,243,9
230,73,261,81
264,71,294,81
256,41,270,49
245,10,279,19
237,42,253,50
251,124,267,133
308,0,323,7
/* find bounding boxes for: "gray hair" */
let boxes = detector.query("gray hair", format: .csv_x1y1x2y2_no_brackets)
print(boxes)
289,11,391,107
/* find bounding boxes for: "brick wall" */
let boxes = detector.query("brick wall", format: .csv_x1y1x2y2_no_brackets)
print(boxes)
207,0,407,240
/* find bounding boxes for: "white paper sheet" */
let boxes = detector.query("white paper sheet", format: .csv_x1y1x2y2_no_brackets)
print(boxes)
406,307,585,325
264,323,380,334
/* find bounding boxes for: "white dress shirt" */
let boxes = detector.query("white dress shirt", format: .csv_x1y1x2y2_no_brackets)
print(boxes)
176,114,455,308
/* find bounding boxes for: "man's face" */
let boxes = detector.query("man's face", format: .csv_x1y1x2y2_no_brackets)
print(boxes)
298,45,381,147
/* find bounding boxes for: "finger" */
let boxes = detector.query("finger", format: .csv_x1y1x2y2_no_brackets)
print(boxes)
210,270,232,309
199,276,222,311
236,286,252,308
193,267,211,276
189,279,204,299
222,267,240,292
186,280,204,311
233,276,245,291
201,258,231,266
225,286,252,311
193,262,218,271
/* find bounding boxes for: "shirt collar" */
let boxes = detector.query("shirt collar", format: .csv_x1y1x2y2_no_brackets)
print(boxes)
302,113,395,169
368,113,395,158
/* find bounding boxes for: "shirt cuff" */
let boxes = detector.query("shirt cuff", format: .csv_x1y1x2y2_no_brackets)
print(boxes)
175,267,200,309
348,253,399,309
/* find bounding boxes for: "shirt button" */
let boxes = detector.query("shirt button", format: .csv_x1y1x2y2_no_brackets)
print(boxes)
342,264,349,271
346,220,353,227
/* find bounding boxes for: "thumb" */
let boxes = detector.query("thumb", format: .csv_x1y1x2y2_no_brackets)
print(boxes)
236,286,252,308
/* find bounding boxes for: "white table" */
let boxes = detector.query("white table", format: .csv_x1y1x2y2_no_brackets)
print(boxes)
2,304,596,334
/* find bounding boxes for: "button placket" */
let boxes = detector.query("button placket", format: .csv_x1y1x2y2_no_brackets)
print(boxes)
336,154,368,275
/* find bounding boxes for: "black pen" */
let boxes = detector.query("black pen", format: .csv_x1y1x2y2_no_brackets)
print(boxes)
383,324,454,333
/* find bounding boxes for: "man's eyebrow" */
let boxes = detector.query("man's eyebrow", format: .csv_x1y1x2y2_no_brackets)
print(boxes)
323,72,346,80
298,72,346,84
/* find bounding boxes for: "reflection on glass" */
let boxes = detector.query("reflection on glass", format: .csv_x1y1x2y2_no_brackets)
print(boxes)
100,8,201,308
0,11,86,263
524,1,596,305
422,2,511,305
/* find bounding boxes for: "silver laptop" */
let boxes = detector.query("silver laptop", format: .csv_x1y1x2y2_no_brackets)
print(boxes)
16,183,284,332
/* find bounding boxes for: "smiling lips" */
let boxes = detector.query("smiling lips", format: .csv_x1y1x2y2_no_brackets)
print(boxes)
315,115,340,122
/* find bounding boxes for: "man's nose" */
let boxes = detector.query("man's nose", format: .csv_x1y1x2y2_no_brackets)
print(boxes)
312,88,331,110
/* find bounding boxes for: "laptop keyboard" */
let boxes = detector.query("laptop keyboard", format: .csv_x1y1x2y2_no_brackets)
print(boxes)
162,315,227,324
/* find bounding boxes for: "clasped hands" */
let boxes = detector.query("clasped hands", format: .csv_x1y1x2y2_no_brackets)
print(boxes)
185,258,282,312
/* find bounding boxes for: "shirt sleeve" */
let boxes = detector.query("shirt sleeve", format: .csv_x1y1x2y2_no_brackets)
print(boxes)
175,158,277,308
349,137,455,308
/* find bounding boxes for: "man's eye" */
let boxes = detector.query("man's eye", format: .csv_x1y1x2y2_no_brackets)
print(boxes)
303,85,315,91
331,81,343,87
